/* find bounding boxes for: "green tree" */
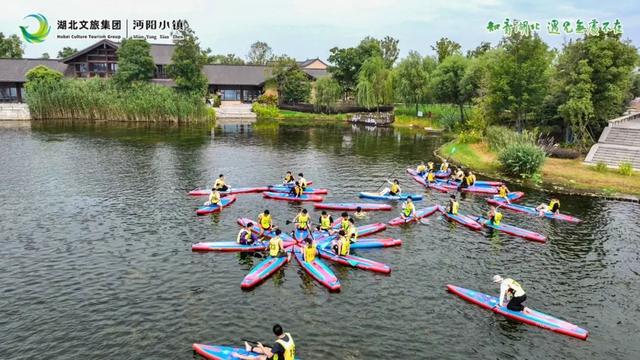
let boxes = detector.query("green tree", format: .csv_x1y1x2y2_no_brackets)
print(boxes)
485,33,553,130
0,32,24,58
381,36,400,68
466,41,491,58
113,39,156,87
25,65,63,83
314,77,342,112
394,51,432,114
356,56,393,111
207,53,244,65
40,52,50,59
430,55,470,121
57,46,78,58
271,56,311,103
431,37,461,63
168,27,208,96
247,41,273,65
328,37,383,97
632,73,640,98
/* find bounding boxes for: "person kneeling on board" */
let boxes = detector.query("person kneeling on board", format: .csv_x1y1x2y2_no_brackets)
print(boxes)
214,174,229,192
318,211,334,234
416,162,427,176
283,171,295,185
237,223,257,245
233,324,295,360
206,188,222,207
497,184,511,203
383,179,402,196
302,237,317,263
536,198,560,215
447,194,459,215
487,205,503,225
401,196,416,220
493,275,527,312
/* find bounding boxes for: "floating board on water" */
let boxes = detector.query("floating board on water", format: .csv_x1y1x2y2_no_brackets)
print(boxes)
236,218,296,244
196,196,237,215
188,187,268,196
293,228,309,242
328,222,388,237
406,168,450,193
263,192,323,202
268,185,328,194
241,254,289,289
318,249,391,274
446,285,588,340
191,241,267,252
388,205,439,226
486,199,582,223
491,191,525,202
437,205,482,230
293,245,340,291
193,343,303,360
359,192,423,201
269,180,313,187
475,216,546,243
318,237,402,250
435,181,499,194
435,169,451,178
313,203,393,211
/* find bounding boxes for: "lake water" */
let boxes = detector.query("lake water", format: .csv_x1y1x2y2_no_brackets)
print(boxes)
1,121,639,359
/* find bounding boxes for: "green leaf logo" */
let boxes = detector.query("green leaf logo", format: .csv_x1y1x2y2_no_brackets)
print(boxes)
20,13,51,44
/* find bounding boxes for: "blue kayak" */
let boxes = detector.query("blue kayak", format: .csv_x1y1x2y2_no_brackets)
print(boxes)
359,192,423,201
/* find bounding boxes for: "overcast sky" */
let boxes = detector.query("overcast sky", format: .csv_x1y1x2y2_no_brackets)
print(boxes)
2,0,638,60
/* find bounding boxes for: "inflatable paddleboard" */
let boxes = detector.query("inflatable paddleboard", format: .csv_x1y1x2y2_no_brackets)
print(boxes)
313,203,393,211
475,216,546,243
263,192,323,202
318,249,391,274
486,199,582,223
236,218,296,244
188,187,268,196
437,205,482,230
447,285,588,340
196,196,237,215
293,245,341,291
491,191,525,202
241,254,289,289
388,205,439,226
269,185,328,194
191,241,267,252
193,343,302,360
359,192,423,201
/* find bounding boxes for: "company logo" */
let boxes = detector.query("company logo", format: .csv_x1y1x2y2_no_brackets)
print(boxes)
20,13,51,43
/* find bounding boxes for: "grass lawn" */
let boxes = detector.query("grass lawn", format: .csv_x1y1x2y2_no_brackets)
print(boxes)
439,140,640,197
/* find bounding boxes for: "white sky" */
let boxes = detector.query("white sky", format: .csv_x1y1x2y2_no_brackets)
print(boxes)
1,0,638,60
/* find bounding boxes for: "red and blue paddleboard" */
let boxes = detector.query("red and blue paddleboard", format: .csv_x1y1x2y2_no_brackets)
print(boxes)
241,254,289,289
475,216,546,243
318,249,391,274
388,205,439,226
313,203,393,211
437,205,482,230
263,192,323,202
196,196,237,215
293,245,340,292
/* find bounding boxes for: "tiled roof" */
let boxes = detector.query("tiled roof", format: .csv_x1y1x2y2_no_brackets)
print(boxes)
0,59,69,82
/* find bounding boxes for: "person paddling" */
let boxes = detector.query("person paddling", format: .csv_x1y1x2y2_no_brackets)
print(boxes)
487,205,503,225
237,223,257,245
449,167,465,184
416,162,427,176
283,171,295,185
297,173,308,190
401,196,416,220
233,324,295,360
384,179,401,196
493,275,528,312
497,184,511,203
331,229,351,256
214,174,229,192
448,194,459,215
207,188,222,207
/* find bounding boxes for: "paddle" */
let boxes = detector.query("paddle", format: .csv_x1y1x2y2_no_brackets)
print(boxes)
375,168,397,193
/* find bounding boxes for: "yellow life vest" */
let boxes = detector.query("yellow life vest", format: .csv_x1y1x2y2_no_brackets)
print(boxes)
440,163,449,171
451,201,459,215
403,202,415,216
303,244,316,262
390,183,400,194
499,186,508,198
320,215,331,230
259,214,272,229
214,179,225,189
237,229,251,244
427,162,434,170
466,174,476,186
275,333,295,360
341,218,350,231
507,279,525,296
294,186,303,196
296,213,309,228
299,177,307,189
209,191,221,204
269,236,282,257
493,211,503,225
284,174,294,183
417,164,426,173
549,199,560,210
427,172,435,182
339,236,350,256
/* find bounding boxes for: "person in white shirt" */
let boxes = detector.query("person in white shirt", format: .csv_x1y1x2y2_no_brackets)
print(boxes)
493,275,527,312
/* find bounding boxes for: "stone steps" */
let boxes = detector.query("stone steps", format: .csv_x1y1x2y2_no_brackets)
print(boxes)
586,144,640,169
602,127,640,147
214,104,256,120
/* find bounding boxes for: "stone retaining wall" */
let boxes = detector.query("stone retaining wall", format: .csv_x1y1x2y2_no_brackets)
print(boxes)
0,104,31,120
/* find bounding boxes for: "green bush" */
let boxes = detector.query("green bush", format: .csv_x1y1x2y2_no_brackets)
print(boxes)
594,162,608,173
497,142,546,178
618,162,633,176
251,103,279,119
25,65,64,83
257,94,278,106
457,130,481,144
485,126,539,152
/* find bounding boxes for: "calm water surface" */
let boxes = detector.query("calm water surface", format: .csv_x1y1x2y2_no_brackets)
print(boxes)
1,121,639,359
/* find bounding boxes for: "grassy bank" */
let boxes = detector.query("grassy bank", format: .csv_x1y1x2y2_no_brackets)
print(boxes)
391,103,454,129
438,141,640,197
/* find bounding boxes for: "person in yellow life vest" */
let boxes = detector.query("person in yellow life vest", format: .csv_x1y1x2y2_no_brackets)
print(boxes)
339,212,350,231
458,171,476,190
237,223,256,245
449,167,465,183
384,179,401,196
207,188,222,207
318,211,334,233
354,206,367,219
235,324,295,360
416,162,427,176
331,230,351,256
297,173,307,190
401,196,416,220
426,170,436,185
487,205,503,226
448,194,459,215
493,275,527,312
345,217,358,242
289,182,304,198
257,209,273,238
283,171,295,185
440,159,449,172
302,237,317,263
214,174,229,192
268,229,287,258
427,161,435,171
497,184,511,203
293,209,310,231
536,198,560,215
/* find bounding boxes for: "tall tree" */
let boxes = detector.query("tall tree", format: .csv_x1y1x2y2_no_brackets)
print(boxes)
356,56,393,111
270,56,311,103
466,41,491,58
430,55,470,121
168,27,208,96
207,53,244,65
394,51,432,114
431,37,461,63
0,33,24,58
113,39,155,87
314,77,342,112
57,46,78,58
328,37,383,97
247,41,273,65
40,52,50,59
380,36,400,68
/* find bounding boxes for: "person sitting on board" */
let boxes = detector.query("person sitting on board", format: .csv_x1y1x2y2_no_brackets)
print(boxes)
536,198,560,215
448,194,459,215
302,237,317,263
497,184,511,203
214,174,229,192
426,169,436,185
458,171,476,190
268,229,289,258
416,162,427,176
294,209,311,232
318,211,334,234
493,275,528,312
339,212,351,231
237,223,257,245
297,173,308,190
354,206,367,219
206,188,222,207
383,179,402,196
487,205,503,226
257,209,273,237
440,159,449,172
233,324,295,360
346,217,358,243
449,167,465,183
283,171,295,185
331,230,351,256
427,161,435,172
401,196,416,220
